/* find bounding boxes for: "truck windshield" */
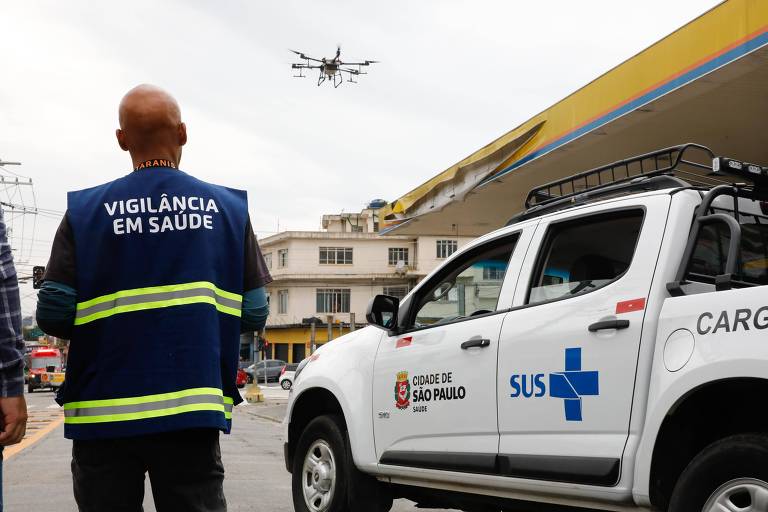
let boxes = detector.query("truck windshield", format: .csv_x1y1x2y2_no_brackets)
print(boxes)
30,357,60,369
687,199,768,286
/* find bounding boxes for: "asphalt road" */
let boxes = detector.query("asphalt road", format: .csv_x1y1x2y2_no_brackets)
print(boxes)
4,387,456,512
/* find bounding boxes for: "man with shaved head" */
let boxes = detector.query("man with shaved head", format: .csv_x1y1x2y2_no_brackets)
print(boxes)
36,85,271,511
117,84,186,169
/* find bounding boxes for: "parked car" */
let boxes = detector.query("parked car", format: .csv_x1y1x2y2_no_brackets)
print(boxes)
245,359,286,383
279,363,299,390
236,368,248,388
282,145,768,512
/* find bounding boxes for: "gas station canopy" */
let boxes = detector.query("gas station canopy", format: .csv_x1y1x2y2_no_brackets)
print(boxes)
380,0,768,236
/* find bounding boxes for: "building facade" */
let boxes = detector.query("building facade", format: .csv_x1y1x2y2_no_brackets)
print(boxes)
256,205,472,363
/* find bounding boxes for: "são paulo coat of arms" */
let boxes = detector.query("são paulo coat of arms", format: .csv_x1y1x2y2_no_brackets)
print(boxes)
395,371,410,410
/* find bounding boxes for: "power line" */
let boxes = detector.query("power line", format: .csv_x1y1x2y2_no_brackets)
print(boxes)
0,158,41,264
0,159,22,169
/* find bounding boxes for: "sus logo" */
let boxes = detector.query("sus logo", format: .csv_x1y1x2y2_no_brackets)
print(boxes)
394,371,410,410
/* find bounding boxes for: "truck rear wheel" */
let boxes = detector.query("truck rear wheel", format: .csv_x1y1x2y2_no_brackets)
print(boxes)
291,414,391,512
669,434,768,512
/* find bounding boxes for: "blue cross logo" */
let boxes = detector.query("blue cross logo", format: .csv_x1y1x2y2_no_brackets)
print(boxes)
548,348,599,421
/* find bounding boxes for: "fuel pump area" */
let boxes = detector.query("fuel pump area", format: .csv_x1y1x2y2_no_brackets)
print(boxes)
380,0,768,238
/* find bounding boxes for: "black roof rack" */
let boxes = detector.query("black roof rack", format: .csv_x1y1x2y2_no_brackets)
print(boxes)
508,143,768,224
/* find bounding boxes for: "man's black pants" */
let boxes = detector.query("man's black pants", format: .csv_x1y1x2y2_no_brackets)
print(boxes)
72,428,226,512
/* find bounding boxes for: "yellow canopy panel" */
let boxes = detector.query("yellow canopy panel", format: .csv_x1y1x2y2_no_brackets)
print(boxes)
381,0,768,236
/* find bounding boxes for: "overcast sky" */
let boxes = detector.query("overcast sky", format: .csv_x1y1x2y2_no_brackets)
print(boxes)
1,0,721,314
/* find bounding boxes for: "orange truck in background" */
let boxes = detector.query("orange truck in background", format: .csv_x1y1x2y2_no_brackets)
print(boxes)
26,347,64,393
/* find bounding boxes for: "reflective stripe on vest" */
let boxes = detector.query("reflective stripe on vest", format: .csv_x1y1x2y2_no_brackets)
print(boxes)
63,387,235,424
74,281,242,325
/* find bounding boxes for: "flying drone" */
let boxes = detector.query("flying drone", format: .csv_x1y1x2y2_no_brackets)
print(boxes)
290,46,378,88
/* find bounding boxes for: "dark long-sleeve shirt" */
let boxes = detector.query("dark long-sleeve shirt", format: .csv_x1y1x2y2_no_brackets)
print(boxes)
37,213,272,338
0,206,25,397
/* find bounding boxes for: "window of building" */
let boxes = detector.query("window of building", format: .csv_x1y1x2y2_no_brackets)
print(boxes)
278,289,288,314
388,248,409,266
351,225,364,233
528,210,644,305
292,343,306,363
274,344,289,363
278,249,288,268
436,240,458,259
383,286,409,300
319,247,353,265
483,265,506,280
264,252,272,270
316,288,351,313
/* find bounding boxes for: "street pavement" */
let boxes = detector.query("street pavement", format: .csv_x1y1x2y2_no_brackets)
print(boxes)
4,386,456,512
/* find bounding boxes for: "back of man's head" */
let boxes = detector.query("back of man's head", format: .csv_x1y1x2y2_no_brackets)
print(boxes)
116,84,187,167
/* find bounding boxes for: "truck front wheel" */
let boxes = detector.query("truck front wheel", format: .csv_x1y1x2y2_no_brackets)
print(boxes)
291,414,392,512
669,434,768,512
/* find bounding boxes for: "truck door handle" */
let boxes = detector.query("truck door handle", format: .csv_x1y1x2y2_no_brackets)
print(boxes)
588,319,630,332
461,338,491,349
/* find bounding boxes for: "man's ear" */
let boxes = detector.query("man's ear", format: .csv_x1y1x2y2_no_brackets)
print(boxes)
116,129,128,151
178,123,187,147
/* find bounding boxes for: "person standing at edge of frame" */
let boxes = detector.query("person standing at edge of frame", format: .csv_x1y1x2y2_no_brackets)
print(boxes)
35,84,271,512
0,203,29,512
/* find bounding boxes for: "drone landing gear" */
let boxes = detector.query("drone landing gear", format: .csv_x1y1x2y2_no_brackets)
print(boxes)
333,73,343,88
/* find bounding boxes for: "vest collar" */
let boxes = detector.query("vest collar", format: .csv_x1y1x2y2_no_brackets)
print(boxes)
134,159,177,172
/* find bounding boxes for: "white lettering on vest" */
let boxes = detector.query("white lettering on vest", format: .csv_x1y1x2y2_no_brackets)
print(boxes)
106,195,223,236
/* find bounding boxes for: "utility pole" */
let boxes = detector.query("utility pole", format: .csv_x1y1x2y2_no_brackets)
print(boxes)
304,317,321,355
0,177,31,186
310,321,316,354
0,160,31,187
244,331,264,404
350,312,356,332
0,159,39,266
327,315,333,343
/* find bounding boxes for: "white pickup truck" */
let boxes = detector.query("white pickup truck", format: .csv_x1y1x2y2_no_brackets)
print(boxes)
283,144,768,512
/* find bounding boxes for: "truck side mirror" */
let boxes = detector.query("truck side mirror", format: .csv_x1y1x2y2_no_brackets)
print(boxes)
366,295,399,332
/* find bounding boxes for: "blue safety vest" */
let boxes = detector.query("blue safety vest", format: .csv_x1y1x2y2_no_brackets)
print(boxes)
60,166,246,440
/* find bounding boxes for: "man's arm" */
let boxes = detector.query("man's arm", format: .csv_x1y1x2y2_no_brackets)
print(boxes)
241,287,269,333
36,214,77,339
0,207,27,446
242,216,272,333
37,282,76,339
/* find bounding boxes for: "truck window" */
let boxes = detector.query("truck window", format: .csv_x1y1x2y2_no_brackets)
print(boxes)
528,209,644,304
413,238,517,327
30,357,60,369
686,204,768,285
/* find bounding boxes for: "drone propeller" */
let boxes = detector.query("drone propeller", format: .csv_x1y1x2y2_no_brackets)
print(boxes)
335,45,341,60
289,49,325,64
